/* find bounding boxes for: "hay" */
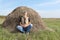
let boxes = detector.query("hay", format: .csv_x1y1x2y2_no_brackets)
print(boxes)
2,6,46,32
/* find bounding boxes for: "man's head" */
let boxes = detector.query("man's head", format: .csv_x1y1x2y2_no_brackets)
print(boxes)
24,11,27,16
22,11,27,16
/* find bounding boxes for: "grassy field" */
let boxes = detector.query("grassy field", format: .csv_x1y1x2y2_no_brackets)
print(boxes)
0,16,60,40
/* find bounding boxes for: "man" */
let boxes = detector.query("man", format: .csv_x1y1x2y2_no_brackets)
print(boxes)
17,11,33,33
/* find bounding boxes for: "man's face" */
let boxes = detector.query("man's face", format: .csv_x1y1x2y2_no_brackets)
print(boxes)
24,12,27,15
25,12,27,15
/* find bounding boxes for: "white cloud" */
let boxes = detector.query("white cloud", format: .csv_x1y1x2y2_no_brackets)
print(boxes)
0,10,12,16
37,0,60,6
36,10,60,18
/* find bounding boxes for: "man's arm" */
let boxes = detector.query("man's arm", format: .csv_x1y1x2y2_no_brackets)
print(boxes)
19,22,25,27
28,17,31,24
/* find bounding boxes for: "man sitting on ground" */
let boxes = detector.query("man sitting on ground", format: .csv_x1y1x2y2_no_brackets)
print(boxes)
16,11,33,33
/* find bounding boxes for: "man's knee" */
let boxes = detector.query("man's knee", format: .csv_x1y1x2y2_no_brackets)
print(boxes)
17,25,23,30
27,24,33,29
17,25,25,32
17,25,22,28
29,24,33,27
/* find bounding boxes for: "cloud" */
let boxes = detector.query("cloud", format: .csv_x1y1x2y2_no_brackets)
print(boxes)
37,0,60,6
0,10,12,16
36,10,60,18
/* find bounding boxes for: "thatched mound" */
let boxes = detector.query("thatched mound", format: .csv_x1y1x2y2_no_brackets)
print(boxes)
2,6,47,32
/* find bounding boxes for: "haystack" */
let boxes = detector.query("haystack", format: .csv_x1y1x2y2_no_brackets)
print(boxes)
2,6,47,32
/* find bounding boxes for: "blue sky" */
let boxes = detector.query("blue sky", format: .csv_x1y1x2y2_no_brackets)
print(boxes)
0,0,60,18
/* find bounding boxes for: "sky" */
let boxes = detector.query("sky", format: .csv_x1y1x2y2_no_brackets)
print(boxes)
0,0,60,18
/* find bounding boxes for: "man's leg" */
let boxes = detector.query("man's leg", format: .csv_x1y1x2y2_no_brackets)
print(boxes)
25,24,33,33
16,25,25,33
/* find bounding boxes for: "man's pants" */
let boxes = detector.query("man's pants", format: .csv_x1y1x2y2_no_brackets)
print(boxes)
16,24,33,33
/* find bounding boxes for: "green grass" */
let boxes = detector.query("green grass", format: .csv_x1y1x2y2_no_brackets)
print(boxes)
0,17,60,40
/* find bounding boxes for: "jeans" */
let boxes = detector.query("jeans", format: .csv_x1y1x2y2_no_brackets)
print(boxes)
16,24,33,33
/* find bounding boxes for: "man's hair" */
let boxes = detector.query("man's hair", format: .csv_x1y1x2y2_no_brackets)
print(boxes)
22,11,27,14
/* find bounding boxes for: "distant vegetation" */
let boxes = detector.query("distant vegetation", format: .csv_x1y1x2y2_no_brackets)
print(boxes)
0,16,6,24
0,16,6,18
0,16,60,40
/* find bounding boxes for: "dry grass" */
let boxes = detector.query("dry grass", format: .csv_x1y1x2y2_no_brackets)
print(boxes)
0,16,60,40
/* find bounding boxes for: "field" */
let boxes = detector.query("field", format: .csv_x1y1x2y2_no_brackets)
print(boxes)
0,16,60,40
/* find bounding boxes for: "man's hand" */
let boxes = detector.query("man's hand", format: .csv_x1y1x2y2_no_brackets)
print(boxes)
23,22,31,27
20,22,25,27
20,22,31,27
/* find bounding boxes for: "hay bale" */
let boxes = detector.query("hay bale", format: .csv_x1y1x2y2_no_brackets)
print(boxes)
2,6,46,32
